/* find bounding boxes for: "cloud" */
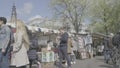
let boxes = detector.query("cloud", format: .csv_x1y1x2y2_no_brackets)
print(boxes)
23,3,33,14
28,15,43,21
17,2,33,15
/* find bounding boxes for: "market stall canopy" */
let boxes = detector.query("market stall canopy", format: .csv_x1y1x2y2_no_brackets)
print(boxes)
7,22,60,34
92,33,107,40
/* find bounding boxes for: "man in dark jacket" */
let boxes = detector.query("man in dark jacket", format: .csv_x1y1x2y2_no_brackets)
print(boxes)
58,28,71,68
112,32,120,47
27,32,39,68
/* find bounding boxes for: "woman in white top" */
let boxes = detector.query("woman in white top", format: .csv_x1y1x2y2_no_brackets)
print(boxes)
11,20,30,68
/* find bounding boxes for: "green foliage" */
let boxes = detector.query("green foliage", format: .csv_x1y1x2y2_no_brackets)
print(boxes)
50,0,120,34
89,0,120,34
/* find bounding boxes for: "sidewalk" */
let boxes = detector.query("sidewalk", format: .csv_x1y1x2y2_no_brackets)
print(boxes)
10,56,113,68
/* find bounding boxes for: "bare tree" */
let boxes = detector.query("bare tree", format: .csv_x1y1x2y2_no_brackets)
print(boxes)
51,0,89,33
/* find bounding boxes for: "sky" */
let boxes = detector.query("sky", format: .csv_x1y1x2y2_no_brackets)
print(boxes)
0,0,52,22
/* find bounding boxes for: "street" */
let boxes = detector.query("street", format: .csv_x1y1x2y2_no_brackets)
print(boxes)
41,56,113,68
71,56,113,68
10,56,113,68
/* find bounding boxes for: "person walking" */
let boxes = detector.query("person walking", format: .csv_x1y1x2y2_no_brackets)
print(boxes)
70,37,77,64
67,36,73,65
11,20,30,68
58,28,71,68
27,32,39,68
0,17,11,68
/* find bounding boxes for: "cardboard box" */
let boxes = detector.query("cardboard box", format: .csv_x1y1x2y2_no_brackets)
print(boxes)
41,51,55,62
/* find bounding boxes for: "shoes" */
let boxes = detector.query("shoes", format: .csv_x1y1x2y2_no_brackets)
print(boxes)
73,61,76,64
65,62,68,66
71,61,76,64
71,62,73,64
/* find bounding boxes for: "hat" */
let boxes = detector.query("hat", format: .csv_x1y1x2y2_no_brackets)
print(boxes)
0,17,7,24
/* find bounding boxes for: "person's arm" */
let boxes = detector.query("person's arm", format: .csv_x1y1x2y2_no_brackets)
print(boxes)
0,26,11,52
13,32,23,52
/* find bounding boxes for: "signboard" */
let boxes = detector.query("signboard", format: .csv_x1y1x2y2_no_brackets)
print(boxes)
42,51,55,62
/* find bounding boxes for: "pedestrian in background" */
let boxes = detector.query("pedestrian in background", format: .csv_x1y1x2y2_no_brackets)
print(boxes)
70,37,77,64
27,32,39,68
65,36,73,66
58,28,71,68
67,36,73,54
0,17,11,68
11,20,30,68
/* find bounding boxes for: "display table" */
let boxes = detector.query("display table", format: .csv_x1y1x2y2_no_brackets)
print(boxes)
41,48,55,62
39,48,55,68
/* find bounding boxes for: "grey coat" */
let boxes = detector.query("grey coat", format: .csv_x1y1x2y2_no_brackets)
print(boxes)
0,25,11,50
0,25,11,68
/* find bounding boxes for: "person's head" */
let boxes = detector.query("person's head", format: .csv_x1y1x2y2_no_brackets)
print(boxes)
59,27,65,34
16,19,26,32
0,17,7,26
16,19,30,50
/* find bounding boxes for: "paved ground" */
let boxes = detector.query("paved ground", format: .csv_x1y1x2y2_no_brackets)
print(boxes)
71,56,113,68
10,56,114,68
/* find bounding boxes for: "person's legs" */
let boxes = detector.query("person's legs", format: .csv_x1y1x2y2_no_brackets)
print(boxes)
72,55,76,64
0,52,2,68
58,47,64,68
73,51,77,59
29,60,33,68
70,55,73,64
1,53,10,68
71,55,75,63
62,46,71,68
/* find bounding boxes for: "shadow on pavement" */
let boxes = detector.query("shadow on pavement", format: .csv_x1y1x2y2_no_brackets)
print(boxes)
99,65,113,68
96,58,105,62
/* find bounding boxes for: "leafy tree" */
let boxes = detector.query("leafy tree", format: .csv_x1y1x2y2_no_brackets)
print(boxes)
90,0,120,34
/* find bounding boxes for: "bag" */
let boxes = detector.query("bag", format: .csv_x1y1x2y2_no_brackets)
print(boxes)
37,62,41,68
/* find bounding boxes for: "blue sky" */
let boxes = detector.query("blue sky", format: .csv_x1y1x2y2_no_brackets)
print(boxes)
0,0,52,22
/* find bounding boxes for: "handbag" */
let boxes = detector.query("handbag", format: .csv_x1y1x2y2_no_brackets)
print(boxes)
37,61,41,68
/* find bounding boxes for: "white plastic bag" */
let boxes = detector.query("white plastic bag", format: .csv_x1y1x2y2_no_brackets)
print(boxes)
37,61,41,68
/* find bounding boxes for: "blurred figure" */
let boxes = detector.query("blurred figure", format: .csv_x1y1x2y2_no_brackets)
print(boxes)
72,37,77,60
97,43,104,56
0,17,11,68
104,33,114,63
104,36,110,63
112,31,120,48
112,31,120,66
70,37,76,64
11,20,30,68
58,28,71,68
67,36,73,65
67,36,73,54
27,32,39,68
